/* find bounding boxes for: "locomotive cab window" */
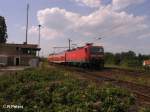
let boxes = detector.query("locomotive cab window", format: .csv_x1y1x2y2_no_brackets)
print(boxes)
90,47,104,53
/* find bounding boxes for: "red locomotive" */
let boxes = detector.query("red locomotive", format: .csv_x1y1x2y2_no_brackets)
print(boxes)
48,43,104,69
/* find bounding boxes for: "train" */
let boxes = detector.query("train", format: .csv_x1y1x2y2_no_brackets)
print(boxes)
48,43,104,69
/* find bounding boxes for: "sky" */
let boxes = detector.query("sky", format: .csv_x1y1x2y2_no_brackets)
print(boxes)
0,0,150,56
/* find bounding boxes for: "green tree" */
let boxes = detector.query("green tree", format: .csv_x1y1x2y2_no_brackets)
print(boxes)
105,51,150,68
120,51,137,67
114,53,121,65
105,52,115,65
0,16,7,43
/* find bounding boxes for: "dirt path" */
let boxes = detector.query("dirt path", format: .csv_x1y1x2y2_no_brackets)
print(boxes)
0,66,29,71
0,71,4,76
0,66,30,76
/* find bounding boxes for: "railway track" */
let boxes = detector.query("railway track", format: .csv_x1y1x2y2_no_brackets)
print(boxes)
84,72,150,106
52,65,150,106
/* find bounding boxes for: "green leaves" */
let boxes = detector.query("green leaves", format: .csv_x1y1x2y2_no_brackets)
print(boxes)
0,16,7,43
0,68,135,112
139,107,150,112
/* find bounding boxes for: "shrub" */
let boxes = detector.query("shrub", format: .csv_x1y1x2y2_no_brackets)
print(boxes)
0,68,135,112
139,107,150,112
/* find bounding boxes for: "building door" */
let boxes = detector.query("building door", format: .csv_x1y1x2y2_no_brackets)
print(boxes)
16,58,20,66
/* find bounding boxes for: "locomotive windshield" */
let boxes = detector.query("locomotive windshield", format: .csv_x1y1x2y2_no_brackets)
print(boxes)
90,47,104,54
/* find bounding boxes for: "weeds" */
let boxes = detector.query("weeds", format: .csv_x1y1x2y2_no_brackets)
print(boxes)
0,67,135,112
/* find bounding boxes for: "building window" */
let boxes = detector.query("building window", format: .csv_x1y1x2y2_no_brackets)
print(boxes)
16,47,19,51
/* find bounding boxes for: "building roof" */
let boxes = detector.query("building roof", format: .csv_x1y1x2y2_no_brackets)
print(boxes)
0,43,40,50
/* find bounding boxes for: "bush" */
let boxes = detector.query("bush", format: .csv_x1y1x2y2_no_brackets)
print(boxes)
139,107,150,112
0,68,135,112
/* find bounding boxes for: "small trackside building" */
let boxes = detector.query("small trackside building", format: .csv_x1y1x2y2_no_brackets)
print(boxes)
0,43,41,66
143,60,150,67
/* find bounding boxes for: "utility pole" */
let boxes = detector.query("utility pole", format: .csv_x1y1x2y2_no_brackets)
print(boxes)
38,24,41,57
38,24,41,47
25,3,29,44
68,38,71,51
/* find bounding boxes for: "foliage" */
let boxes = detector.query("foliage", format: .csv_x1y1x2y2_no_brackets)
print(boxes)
139,107,150,112
0,68,135,112
0,16,7,43
105,51,150,68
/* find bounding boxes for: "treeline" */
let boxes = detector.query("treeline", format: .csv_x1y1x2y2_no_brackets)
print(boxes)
105,51,150,68
0,16,7,43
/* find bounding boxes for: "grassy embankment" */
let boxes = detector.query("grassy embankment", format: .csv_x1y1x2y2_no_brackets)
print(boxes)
105,64,150,86
105,64,150,71
0,64,148,112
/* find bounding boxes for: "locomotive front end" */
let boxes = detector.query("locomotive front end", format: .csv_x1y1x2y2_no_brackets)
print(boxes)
89,46,104,68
